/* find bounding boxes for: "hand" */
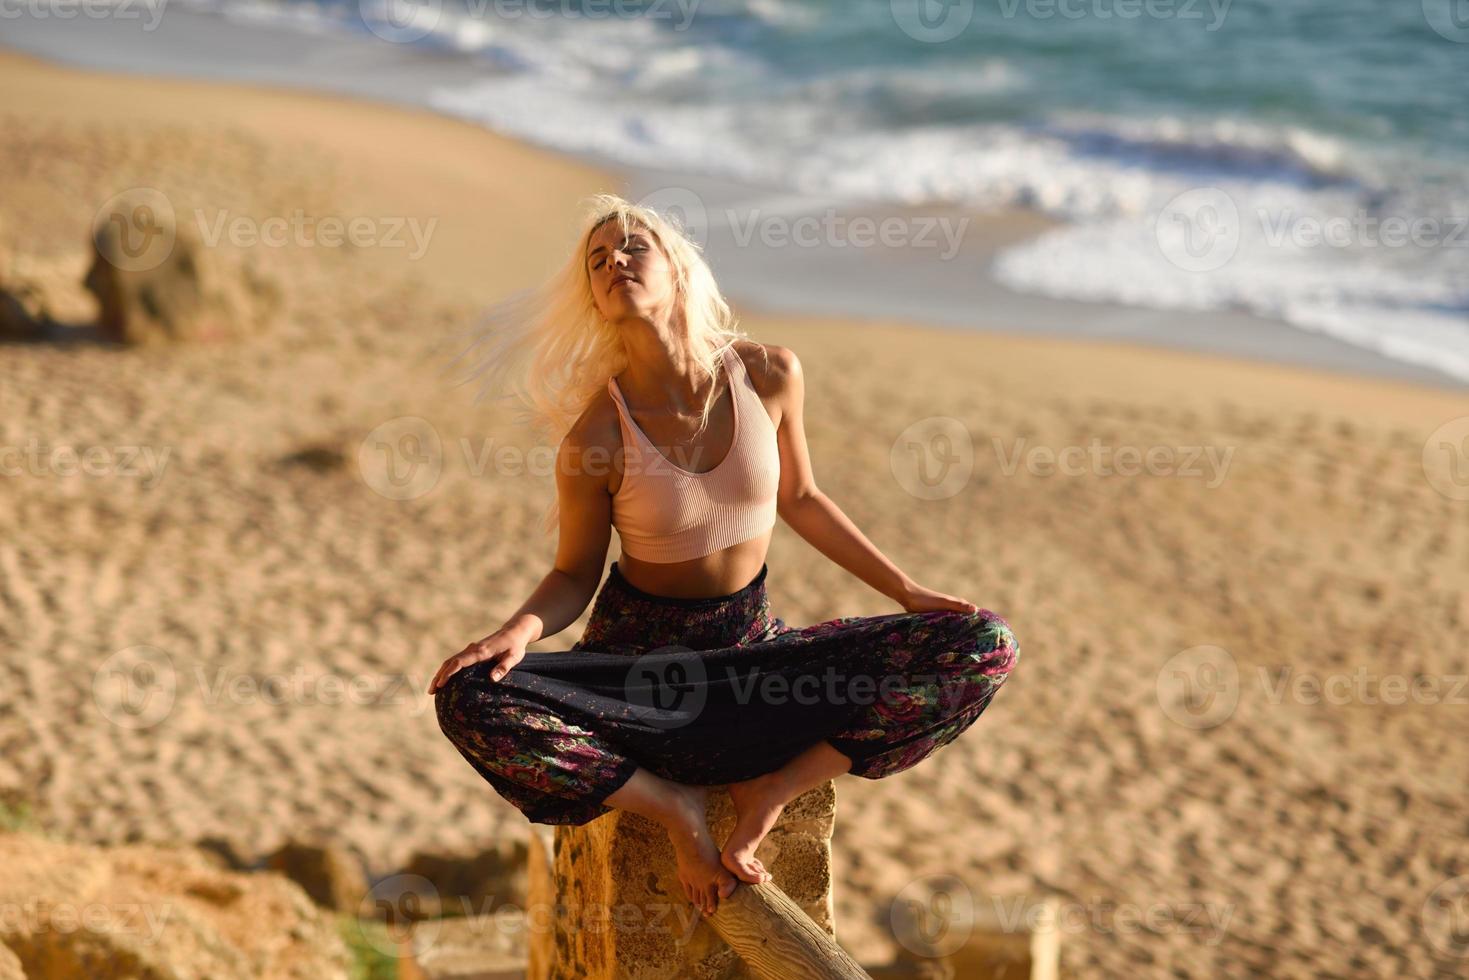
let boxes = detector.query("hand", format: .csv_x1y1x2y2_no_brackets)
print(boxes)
426,627,528,695
899,583,979,615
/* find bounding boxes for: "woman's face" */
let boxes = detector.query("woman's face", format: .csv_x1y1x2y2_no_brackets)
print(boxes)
585,220,675,324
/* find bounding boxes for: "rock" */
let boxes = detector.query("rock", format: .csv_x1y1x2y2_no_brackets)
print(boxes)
265,839,369,914
0,828,354,980
526,780,840,979
403,839,530,918
408,912,528,980
279,442,349,473
0,286,38,341
194,834,255,871
82,190,279,345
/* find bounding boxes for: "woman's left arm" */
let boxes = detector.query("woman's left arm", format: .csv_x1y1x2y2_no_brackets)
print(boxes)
761,345,979,615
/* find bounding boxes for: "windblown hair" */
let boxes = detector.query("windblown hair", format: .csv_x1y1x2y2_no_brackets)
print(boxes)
437,193,753,537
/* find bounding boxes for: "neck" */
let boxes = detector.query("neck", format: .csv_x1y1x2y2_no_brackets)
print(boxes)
613,316,718,411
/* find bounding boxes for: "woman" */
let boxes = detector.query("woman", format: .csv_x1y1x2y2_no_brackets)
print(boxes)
428,195,1019,918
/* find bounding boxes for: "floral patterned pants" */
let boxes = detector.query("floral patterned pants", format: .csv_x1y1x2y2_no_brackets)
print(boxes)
434,561,1019,826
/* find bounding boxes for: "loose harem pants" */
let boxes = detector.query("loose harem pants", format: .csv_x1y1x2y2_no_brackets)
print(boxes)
434,561,1019,826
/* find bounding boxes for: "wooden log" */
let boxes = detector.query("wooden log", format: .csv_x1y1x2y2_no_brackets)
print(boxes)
705,880,872,980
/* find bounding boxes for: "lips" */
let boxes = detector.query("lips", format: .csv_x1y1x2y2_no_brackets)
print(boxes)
611,275,637,291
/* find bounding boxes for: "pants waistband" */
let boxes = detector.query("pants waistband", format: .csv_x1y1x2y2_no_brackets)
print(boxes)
607,561,768,608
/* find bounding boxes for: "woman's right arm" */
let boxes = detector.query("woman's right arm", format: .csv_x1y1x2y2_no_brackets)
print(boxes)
426,418,616,694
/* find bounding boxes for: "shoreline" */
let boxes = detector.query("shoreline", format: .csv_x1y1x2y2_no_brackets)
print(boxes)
1,10,1465,393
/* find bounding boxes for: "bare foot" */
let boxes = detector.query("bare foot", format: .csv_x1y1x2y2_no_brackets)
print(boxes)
721,773,788,884
659,783,738,916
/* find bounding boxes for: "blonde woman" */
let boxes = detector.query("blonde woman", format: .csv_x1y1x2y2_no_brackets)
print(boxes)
428,195,1020,918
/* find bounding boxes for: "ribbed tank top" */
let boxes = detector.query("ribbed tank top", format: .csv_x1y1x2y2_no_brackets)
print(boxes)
607,346,781,564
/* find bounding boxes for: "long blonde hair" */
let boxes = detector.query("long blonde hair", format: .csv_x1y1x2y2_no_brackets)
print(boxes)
438,193,753,536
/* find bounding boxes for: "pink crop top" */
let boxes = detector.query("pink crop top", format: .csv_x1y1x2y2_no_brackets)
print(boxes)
607,345,781,563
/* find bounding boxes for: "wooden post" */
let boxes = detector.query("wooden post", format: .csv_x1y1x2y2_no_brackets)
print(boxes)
704,880,871,980
525,779,870,979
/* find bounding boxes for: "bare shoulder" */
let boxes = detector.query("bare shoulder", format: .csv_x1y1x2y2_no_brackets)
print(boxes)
731,339,801,399
560,387,624,489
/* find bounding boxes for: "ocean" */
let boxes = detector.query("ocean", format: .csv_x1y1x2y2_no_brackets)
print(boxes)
6,0,1468,383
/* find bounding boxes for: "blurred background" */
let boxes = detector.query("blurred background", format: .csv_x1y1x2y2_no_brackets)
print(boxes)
1,2,1467,978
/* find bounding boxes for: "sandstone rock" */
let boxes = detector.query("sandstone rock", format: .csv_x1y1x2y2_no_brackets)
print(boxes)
408,911,528,980
526,780,839,979
83,190,280,345
193,834,255,871
0,286,38,341
0,828,354,980
403,839,530,919
265,839,369,914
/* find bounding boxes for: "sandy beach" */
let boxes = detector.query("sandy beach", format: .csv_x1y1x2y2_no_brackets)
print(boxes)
2,48,1468,977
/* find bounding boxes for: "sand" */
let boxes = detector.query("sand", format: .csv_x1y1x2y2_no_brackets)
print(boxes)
1,48,1467,977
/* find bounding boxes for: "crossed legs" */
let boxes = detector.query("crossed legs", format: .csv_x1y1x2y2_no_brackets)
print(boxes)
604,739,854,916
